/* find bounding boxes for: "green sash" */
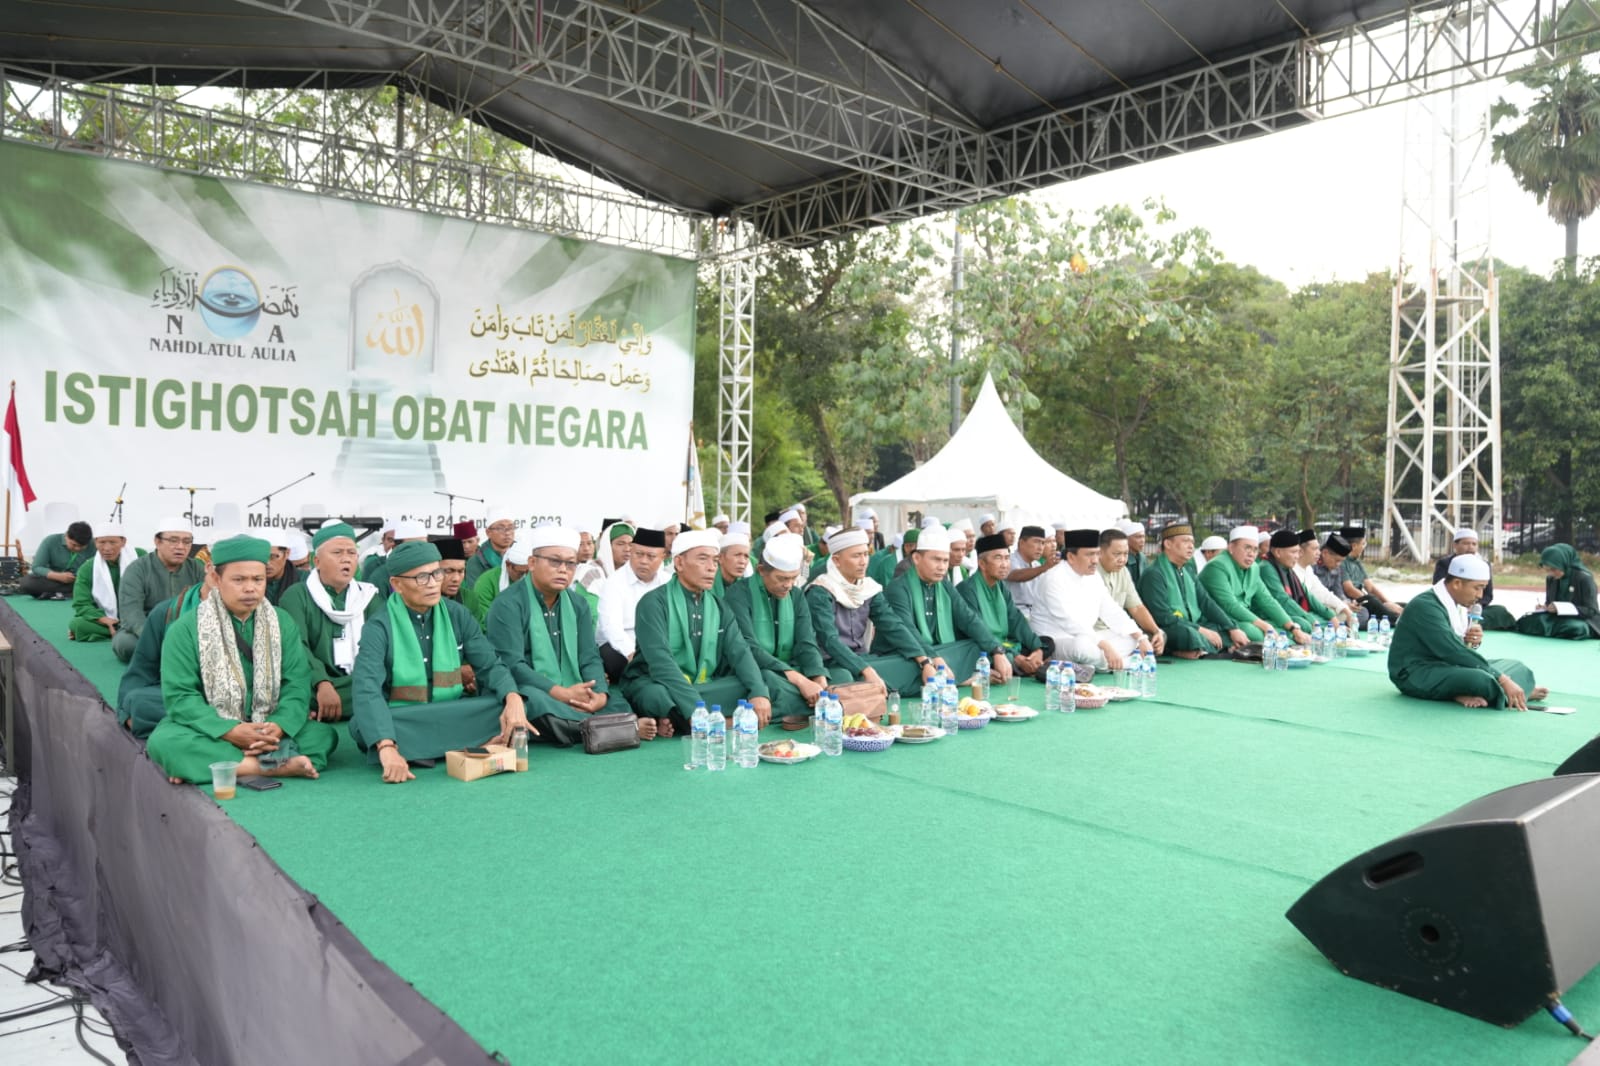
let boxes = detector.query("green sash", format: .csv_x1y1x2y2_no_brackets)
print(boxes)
478,542,503,569
385,594,463,705
526,581,580,686
973,576,1011,647
749,584,795,661
1158,555,1199,621
667,581,720,684
912,576,954,645
164,581,206,625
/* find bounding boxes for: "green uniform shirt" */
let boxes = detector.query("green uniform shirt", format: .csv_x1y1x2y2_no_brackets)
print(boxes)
883,569,998,657
276,580,383,694
804,582,924,676
956,572,1043,652
724,575,828,678
486,578,610,700
70,558,119,625
1137,554,1234,637
1256,559,1333,626
621,580,769,707
33,532,91,578
1386,587,1503,690
1197,553,1293,632
158,606,311,740
118,555,207,639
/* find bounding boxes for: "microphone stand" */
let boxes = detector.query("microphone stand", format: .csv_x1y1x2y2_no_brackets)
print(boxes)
433,490,484,526
108,483,126,524
158,484,216,527
248,472,316,527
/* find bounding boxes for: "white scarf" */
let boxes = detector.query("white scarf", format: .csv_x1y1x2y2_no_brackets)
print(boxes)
91,549,131,617
305,571,378,673
810,556,883,610
1431,581,1469,638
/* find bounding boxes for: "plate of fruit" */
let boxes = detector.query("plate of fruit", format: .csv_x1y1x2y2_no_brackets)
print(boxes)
758,739,820,764
841,714,895,751
956,698,995,729
991,704,1038,721
1072,685,1111,709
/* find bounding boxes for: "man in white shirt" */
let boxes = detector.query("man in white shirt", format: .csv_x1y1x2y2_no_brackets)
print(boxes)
1292,528,1358,625
595,526,671,681
1028,528,1153,672
1006,525,1058,619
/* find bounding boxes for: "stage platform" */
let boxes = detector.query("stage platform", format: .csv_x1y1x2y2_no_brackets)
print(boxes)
6,593,1600,1065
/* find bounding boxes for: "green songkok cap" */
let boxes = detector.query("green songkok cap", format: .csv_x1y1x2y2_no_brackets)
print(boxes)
210,535,271,567
608,523,636,542
312,522,357,550
387,540,442,576
903,528,920,545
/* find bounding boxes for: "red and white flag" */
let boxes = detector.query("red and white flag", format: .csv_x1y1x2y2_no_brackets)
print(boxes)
5,385,36,511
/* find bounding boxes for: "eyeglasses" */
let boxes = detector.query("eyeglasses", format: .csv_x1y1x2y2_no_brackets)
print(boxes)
157,535,194,547
487,523,515,534
397,569,443,585
532,554,579,571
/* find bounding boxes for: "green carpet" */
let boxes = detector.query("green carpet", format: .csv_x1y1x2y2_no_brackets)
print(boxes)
8,594,1600,1065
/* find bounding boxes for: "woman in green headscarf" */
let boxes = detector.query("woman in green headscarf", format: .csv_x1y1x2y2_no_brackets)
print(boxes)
1514,544,1600,639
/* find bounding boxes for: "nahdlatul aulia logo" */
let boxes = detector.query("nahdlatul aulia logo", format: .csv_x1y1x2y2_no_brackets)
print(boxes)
148,264,301,360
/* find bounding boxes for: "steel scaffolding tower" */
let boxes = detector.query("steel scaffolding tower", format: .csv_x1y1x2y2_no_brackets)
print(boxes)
1382,8,1504,563
715,220,759,525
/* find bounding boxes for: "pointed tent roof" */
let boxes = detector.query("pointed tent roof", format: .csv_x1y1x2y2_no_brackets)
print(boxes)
851,374,1127,532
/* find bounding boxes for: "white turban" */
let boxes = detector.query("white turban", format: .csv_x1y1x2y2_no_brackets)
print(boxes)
822,525,842,541
504,540,533,566
486,505,518,527
728,520,751,536
778,508,801,524
857,508,877,520
856,517,874,531
979,513,996,525
763,522,789,542
378,517,398,536
1448,554,1491,581
286,531,309,562
719,532,750,550
1453,526,1477,541
155,515,191,537
96,524,126,539
1120,520,1145,536
1229,525,1260,543
917,526,951,552
711,514,730,526
262,529,294,549
394,519,428,540
762,532,806,572
1199,536,1227,552
921,515,941,529
828,529,869,552
952,518,975,535
673,529,722,557
527,526,580,552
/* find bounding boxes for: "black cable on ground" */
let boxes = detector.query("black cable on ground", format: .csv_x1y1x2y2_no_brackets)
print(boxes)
72,995,117,1065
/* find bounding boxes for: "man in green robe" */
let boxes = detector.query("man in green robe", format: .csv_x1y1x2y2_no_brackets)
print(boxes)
1137,523,1245,658
465,508,518,587
957,533,1051,679
1516,544,1600,639
1122,521,1148,586
146,535,335,784
1197,525,1309,645
1257,528,1337,629
882,524,1011,687
68,526,131,643
1388,554,1546,709
867,529,913,587
711,530,751,602
1338,525,1403,620
806,529,930,695
358,519,397,582
263,534,304,605
467,540,531,625
487,526,639,745
365,520,429,600
724,532,830,723
116,579,211,737
113,516,207,663
350,540,532,783
277,523,383,725
620,529,771,736
22,520,93,599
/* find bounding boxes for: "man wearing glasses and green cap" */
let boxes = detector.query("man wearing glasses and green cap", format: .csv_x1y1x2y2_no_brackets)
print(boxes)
112,515,207,663
350,539,532,783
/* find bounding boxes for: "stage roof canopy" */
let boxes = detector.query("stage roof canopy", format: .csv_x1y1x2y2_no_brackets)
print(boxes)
1,0,1434,244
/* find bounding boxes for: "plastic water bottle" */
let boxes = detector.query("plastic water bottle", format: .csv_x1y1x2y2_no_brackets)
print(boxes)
1060,664,1076,712
1274,632,1290,672
1144,652,1159,697
689,701,709,771
706,705,727,771
920,680,936,727
822,693,843,756
1335,623,1350,659
1262,634,1277,672
1045,661,1061,712
975,653,991,702
940,680,960,737
733,704,759,768
1366,617,1379,645
1378,616,1392,647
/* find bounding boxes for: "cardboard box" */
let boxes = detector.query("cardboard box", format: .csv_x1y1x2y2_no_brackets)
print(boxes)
445,744,518,782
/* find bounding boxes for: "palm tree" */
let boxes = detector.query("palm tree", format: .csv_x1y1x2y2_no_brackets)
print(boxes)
1491,2,1600,273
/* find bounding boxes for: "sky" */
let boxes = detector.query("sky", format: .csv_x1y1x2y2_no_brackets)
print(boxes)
1033,76,1577,288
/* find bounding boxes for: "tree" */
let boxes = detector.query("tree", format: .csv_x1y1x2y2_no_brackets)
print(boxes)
1492,1,1600,273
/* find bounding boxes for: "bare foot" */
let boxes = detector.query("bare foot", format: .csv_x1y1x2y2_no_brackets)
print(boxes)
1173,650,1201,660
263,755,319,779
636,717,658,741
168,776,183,784
1531,687,1549,700
1452,695,1489,708
657,717,675,739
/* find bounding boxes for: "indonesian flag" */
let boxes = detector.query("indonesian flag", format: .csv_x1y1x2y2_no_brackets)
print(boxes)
5,388,36,510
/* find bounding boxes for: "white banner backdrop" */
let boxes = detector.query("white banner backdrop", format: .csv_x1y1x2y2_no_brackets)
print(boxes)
0,141,698,548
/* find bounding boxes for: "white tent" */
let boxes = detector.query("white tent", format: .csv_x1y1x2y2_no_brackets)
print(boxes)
850,374,1127,534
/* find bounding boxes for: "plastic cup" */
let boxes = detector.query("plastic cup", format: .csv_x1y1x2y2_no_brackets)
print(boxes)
681,736,698,771
512,727,530,772
1006,674,1023,702
210,761,239,800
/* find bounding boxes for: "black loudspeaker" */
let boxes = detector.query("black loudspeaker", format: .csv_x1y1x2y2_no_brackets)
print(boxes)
1556,736,1600,776
1287,774,1600,1027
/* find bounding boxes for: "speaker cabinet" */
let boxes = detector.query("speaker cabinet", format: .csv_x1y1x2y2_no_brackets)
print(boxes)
1287,774,1600,1026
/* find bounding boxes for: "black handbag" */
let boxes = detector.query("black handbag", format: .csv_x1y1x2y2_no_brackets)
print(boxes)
581,712,640,754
